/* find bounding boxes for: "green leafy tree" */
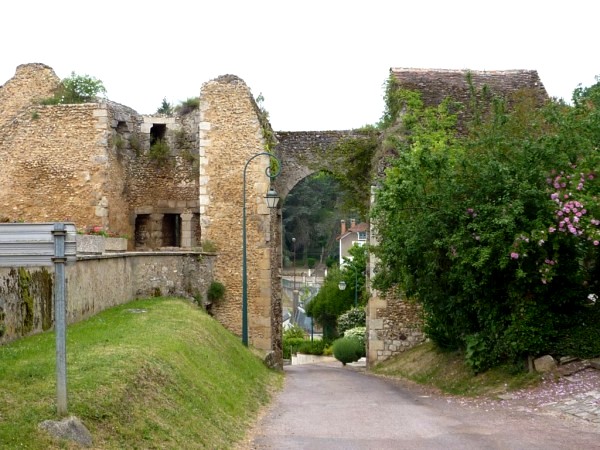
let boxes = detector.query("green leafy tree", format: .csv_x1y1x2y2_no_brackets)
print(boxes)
283,172,358,267
157,97,174,115
340,244,368,307
305,266,347,339
306,245,368,339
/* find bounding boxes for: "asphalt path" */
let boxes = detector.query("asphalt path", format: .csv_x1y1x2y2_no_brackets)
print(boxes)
243,361,600,449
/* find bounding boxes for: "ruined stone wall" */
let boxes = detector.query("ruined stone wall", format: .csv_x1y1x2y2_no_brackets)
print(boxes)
0,63,59,130
0,101,109,227
367,289,426,366
0,252,215,344
390,68,548,132
0,63,133,231
274,130,367,198
128,113,200,213
0,64,201,246
199,75,278,351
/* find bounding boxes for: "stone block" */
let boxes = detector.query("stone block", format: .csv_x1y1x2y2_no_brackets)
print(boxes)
76,234,105,254
93,109,108,117
94,206,108,217
534,355,557,372
104,237,127,253
369,318,383,330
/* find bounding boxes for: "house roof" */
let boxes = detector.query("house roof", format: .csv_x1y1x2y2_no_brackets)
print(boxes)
338,222,368,240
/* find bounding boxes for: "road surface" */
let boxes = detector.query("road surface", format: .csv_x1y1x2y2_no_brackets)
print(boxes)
242,361,600,449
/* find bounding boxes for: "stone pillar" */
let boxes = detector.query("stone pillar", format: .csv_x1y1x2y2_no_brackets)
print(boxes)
149,213,164,249
180,212,194,248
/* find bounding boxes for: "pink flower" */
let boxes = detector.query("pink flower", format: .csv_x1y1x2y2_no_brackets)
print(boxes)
549,227,556,233
510,252,519,259
594,241,599,246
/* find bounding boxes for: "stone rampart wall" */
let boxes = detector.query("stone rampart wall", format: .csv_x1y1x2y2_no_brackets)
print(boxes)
199,75,278,351
0,64,200,246
0,252,214,344
367,289,426,366
274,130,366,197
0,101,108,227
0,63,59,130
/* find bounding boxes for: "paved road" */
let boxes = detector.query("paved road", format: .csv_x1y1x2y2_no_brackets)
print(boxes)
243,362,600,449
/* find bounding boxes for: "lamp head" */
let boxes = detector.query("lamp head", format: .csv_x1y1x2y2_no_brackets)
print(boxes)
265,188,280,209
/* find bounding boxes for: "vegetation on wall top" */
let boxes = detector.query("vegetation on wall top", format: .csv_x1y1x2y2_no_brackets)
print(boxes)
40,72,107,105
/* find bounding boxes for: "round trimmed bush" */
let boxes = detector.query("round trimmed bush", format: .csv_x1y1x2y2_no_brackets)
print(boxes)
332,337,363,365
343,327,366,357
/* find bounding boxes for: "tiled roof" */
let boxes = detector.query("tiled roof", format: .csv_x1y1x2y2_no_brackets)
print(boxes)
338,222,368,240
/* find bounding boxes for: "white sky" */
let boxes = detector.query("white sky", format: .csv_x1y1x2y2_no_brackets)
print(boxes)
2,1,598,131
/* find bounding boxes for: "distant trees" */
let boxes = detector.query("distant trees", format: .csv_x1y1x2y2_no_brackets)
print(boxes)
283,172,361,268
306,245,367,339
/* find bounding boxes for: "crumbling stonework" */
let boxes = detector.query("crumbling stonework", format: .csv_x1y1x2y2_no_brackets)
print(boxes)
0,64,200,249
199,75,279,351
367,288,426,366
390,68,548,131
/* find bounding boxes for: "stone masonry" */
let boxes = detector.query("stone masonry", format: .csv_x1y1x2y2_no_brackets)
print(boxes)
1,63,552,367
199,75,279,351
0,64,200,249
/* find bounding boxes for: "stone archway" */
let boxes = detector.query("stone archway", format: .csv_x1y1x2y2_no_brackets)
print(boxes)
198,75,368,367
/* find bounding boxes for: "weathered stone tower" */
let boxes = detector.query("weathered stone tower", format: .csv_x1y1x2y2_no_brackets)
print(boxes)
199,75,282,353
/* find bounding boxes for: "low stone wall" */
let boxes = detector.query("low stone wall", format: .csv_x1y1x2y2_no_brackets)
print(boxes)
367,289,426,367
0,252,215,344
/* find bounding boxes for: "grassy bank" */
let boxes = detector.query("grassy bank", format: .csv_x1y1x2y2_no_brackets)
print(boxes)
0,297,282,448
371,341,540,397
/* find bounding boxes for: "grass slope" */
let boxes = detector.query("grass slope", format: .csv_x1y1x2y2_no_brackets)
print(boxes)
0,297,282,449
371,341,540,397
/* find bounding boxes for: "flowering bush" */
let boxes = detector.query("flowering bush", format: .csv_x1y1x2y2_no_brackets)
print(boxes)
372,80,600,371
343,326,366,351
80,225,121,238
337,307,366,334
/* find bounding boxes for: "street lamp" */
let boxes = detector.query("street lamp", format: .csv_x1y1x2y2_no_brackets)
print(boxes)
338,265,358,307
242,152,282,346
292,237,297,323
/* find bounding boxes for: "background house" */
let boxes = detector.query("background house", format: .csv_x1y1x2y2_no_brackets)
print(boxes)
338,219,368,266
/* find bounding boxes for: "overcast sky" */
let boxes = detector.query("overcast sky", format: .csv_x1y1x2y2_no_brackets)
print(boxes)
2,1,598,131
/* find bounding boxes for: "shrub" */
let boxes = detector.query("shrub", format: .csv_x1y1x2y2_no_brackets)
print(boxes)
41,72,106,104
149,139,170,162
343,326,366,355
307,257,316,269
297,339,326,355
283,323,306,340
201,240,218,253
207,281,225,303
337,307,366,334
332,336,363,365
283,337,305,359
176,97,200,115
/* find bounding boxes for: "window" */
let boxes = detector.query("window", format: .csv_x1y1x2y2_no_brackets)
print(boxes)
358,231,367,241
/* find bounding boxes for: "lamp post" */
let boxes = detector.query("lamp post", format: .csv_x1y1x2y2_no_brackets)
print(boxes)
242,152,281,346
292,237,297,323
338,265,358,307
